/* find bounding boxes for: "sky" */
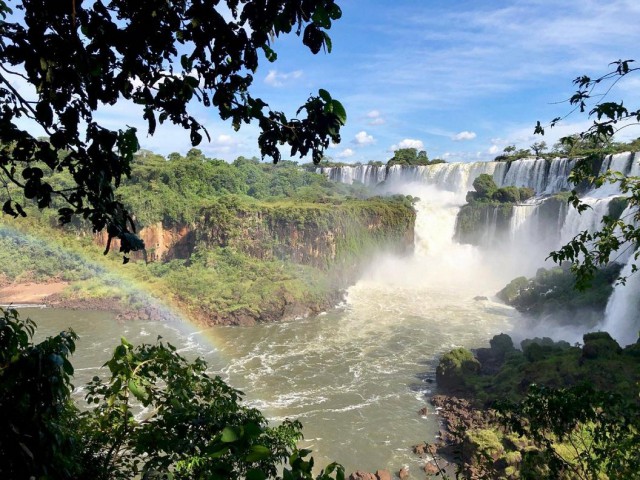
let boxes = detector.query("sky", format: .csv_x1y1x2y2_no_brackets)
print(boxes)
13,0,640,163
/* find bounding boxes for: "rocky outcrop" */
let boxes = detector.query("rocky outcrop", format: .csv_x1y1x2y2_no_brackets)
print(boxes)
195,200,415,272
347,470,392,480
95,200,415,274
91,198,415,325
94,223,194,262
454,203,513,247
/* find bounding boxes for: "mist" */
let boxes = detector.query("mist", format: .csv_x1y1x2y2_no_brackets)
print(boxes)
322,153,640,347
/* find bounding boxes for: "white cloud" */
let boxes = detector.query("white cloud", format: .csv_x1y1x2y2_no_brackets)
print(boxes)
366,110,385,125
337,148,355,158
391,138,424,151
488,145,500,154
216,134,236,145
353,130,375,146
452,131,477,141
264,69,303,87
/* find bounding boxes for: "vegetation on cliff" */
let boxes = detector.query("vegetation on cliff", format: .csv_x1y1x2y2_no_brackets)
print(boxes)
385,148,446,167
455,174,535,246
0,150,415,325
497,263,623,327
465,174,534,205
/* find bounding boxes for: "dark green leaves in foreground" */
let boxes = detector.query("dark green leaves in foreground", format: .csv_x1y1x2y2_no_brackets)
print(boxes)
0,308,345,479
536,60,640,288
0,0,345,256
497,384,640,479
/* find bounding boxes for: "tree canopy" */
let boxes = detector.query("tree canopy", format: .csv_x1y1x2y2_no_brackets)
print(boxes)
0,0,346,258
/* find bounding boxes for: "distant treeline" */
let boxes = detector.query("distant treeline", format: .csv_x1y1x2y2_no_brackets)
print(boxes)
494,136,640,162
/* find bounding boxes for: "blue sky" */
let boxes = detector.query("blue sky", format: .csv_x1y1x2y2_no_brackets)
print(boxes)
15,0,640,163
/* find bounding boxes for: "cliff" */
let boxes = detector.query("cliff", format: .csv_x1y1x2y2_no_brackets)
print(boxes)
96,196,414,268
92,196,416,325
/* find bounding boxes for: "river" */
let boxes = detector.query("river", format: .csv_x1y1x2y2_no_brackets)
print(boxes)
27,184,519,476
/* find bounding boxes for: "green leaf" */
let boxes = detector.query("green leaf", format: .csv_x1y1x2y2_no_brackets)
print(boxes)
245,445,271,462
128,379,148,402
312,6,330,28
221,426,240,443
318,89,332,102
246,468,267,480
330,100,347,124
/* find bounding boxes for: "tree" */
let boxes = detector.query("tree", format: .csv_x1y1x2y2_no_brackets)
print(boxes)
530,141,547,157
497,384,640,479
387,147,441,166
536,59,640,288
0,0,346,258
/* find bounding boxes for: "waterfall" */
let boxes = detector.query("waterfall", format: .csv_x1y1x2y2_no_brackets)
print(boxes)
509,204,537,241
600,247,640,346
559,197,616,246
319,152,639,343
318,156,588,196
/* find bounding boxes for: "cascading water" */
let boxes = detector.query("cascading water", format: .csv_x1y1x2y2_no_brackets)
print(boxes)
320,152,640,346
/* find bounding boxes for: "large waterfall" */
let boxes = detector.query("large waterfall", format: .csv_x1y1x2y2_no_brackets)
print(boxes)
319,153,639,345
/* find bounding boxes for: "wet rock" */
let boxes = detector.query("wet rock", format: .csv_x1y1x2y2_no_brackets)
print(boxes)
375,470,391,480
423,462,440,475
348,471,377,480
418,406,429,415
412,442,438,457
398,467,409,480
473,295,488,301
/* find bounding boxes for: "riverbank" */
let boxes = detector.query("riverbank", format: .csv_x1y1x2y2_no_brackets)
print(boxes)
0,281,68,305
0,280,346,326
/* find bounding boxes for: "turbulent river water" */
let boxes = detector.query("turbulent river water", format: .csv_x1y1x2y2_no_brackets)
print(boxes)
28,184,520,476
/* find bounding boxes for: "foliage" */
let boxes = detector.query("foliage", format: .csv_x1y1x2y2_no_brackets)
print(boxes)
465,174,534,204
0,0,345,256
497,263,623,327
530,141,548,157
435,347,480,393
0,308,81,479
435,332,640,479
497,383,640,480
117,151,365,227
534,60,640,289
0,308,346,479
494,145,532,162
386,147,445,166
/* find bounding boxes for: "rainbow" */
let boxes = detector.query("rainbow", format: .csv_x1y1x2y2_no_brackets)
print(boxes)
0,221,229,358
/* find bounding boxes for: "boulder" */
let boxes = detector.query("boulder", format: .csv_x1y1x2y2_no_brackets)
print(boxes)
348,471,376,480
424,461,440,475
375,470,392,480
398,467,409,480
435,348,480,393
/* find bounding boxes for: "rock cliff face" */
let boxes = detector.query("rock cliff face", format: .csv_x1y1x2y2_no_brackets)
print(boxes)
97,200,415,272
196,200,415,271
94,198,415,324
95,223,195,262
